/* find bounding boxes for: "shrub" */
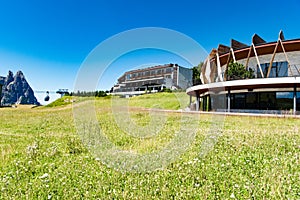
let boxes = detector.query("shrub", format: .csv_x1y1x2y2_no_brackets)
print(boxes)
226,62,254,80
161,88,172,93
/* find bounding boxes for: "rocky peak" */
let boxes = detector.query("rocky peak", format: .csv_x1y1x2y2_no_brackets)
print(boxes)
1,70,39,105
5,70,14,84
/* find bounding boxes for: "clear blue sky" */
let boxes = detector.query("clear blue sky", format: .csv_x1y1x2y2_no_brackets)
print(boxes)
0,0,299,96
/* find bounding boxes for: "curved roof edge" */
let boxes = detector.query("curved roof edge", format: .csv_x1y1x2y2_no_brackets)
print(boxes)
187,77,300,96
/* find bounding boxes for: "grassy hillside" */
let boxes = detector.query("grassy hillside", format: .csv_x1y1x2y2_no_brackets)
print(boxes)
0,93,299,199
44,96,94,108
128,92,187,110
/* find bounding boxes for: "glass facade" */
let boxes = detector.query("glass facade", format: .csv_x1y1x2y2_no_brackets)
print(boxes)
201,91,300,112
228,91,299,111
257,61,288,78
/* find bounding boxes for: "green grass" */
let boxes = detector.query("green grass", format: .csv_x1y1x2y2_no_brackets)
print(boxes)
128,92,183,110
0,93,299,199
44,96,95,108
44,96,74,107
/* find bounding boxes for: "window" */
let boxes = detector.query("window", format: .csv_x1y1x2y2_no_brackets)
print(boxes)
276,92,293,110
166,67,172,73
126,74,131,80
258,61,288,78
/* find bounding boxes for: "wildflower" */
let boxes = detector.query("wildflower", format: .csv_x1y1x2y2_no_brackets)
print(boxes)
40,173,49,179
230,193,235,199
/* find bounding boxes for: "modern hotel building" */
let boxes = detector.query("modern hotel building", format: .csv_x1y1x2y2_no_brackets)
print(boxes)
187,31,300,114
113,64,192,95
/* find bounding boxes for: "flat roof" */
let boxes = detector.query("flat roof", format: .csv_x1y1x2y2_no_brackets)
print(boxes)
125,64,177,74
187,77,300,96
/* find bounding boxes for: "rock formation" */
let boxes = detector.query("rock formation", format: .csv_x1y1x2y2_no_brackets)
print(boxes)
1,70,39,105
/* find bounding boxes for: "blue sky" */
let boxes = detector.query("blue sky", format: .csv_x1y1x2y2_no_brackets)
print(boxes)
0,0,299,103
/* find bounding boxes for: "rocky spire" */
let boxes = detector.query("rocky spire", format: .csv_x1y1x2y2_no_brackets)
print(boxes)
1,70,40,105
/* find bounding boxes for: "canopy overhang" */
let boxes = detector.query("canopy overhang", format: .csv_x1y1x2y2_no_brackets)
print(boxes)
187,77,300,97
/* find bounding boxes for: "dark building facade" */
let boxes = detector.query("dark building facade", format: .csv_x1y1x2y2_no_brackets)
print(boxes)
113,64,192,94
187,31,300,114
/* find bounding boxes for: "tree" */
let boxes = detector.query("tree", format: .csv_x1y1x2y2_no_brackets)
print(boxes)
226,62,254,80
192,62,203,85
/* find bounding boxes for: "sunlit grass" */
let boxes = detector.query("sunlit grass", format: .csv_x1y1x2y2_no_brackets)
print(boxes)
0,93,299,199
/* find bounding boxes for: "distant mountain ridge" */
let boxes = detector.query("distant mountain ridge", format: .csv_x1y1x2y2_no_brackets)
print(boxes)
1,70,39,105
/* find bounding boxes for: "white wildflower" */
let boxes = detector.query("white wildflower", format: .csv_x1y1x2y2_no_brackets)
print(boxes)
40,173,49,179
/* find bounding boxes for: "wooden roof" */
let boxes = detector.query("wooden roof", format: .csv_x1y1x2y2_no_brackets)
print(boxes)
218,39,300,66
231,39,248,50
217,44,230,55
252,34,266,45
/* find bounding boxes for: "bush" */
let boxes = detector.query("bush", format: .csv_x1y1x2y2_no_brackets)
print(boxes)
161,88,172,93
226,62,254,80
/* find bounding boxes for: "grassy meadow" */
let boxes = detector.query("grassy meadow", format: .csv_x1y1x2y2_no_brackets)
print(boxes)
0,93,299,199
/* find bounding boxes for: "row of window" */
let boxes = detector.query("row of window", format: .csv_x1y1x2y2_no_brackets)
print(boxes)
126,67,173,80
257,61,288,78
200,92,300,111
125,79,165,87
202,91,300,111
230,91,300,110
